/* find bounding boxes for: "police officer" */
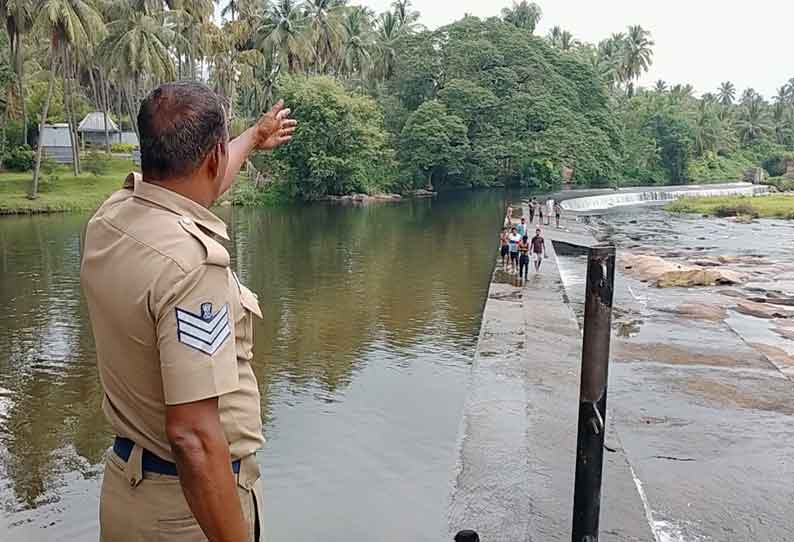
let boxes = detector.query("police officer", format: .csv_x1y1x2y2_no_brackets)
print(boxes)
81,81,296,541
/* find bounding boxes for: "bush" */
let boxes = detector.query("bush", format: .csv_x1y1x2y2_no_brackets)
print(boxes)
83,151,112,176
2,145,35,171
111,143,137,153
761,153,793,178
229,180,294,207
712,202,758,218
767,176,794,192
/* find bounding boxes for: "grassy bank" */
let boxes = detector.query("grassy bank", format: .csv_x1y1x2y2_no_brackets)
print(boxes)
0,159,136,214
665,195,794,219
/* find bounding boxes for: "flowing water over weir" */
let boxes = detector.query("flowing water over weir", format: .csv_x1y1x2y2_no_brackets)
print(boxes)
560,183,769,212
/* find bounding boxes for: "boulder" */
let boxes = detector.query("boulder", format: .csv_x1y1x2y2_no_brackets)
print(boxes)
622,254,746,288
734,300,794,319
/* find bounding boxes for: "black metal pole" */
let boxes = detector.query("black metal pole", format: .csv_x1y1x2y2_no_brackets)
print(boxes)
572,244,616,542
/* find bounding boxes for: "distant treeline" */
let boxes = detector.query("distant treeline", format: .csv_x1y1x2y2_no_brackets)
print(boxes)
2,1,793,201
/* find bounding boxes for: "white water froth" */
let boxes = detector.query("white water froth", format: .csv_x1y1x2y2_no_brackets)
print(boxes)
561,183,770,212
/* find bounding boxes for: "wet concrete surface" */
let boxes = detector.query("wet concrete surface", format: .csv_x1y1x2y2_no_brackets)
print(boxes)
448,233,653,541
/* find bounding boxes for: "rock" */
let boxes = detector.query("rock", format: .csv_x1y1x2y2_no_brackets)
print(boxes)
690,258,722,267
734,215,755,224
322,193,402,204
734,300,794,319
667,303,728,321
773,325,794,340
719,289,746,299
621,254,746,288
219,200,232,207
717,255,766,265
404,189,436,198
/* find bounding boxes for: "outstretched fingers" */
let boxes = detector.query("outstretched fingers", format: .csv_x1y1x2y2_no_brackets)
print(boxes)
268,99,285,117
276,107,292,121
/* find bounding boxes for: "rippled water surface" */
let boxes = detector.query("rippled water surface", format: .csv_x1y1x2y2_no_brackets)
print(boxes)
0,191,506,541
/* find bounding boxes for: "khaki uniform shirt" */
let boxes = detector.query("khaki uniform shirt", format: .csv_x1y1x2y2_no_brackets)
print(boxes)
81,174,265,462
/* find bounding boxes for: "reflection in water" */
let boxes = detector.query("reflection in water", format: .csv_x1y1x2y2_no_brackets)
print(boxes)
0,191,506,541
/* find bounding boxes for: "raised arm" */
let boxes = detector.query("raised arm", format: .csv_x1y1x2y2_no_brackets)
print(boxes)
219,101,298,196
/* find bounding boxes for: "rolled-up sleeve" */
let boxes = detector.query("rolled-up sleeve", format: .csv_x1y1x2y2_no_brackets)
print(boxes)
156,264,239,405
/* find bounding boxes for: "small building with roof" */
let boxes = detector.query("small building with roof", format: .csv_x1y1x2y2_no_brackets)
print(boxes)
40,123,74,164
78,112,120,147
77,112,139,148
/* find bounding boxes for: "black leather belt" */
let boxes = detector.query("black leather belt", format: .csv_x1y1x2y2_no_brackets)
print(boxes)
113,436,241,476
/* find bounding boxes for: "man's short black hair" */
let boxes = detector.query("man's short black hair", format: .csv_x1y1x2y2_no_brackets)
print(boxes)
138,81,227,181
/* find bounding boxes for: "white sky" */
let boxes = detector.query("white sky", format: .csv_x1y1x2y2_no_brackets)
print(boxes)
358,0,792,99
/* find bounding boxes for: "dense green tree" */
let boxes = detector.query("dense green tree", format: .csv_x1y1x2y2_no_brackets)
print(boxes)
270,75,395,198
653,110,693,183
399,100,469,188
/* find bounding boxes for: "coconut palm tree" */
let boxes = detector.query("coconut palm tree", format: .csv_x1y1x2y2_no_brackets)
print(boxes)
304,0,345,74
221,0,239,21
548,28,577,51
622,25,653,97
717,81,735,106
501,1,542,34
773,85,789,106
740,87,760,106
30,0,104,196
653,79,667,94
373,10,399,80
595,33,624,89
256,0,308,74
392,0,418,27
736,95,772,145
1,0,33,143
98,1,182,138
338,6,374,81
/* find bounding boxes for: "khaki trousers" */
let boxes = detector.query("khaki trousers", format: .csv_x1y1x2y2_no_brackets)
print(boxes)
100,444,265,542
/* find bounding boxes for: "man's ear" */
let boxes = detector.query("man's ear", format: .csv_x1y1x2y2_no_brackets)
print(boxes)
207,143,224,180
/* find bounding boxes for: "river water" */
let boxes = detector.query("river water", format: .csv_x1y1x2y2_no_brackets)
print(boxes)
0,191,506,542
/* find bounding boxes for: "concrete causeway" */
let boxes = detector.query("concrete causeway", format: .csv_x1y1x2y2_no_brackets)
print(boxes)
448,210,654,541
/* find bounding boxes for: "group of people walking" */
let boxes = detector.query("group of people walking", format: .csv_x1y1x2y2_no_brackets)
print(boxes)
500,210,547,280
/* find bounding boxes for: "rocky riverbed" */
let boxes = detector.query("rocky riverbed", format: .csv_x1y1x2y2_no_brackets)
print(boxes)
551,204,794,540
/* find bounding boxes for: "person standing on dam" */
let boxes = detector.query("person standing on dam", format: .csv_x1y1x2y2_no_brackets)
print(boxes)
81,81,296,542
508,226,521,272
518,234,530,280
554,200,563,228
529,197,537,224
517,216,528,237
499,228,510,268
531,228,547,273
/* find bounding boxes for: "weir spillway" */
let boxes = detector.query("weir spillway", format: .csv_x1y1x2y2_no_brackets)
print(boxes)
560,182,769,212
